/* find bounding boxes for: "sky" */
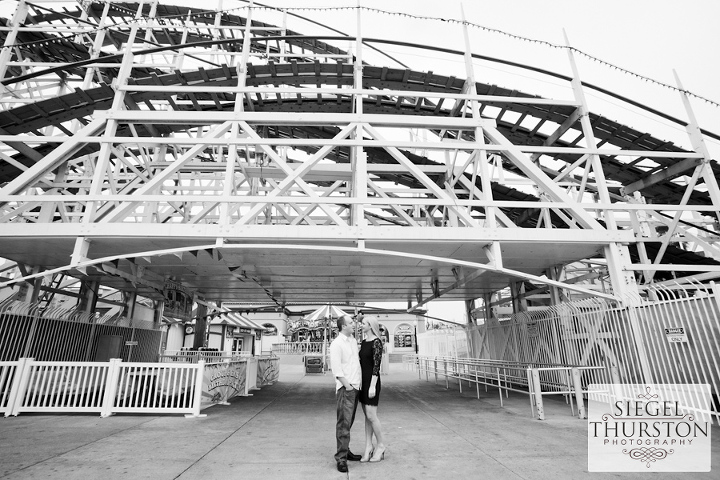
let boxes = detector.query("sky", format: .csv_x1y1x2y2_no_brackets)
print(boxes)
1,0,718,323
196,0,720,156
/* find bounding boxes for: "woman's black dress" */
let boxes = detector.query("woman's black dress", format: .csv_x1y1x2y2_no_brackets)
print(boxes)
359,337,383,406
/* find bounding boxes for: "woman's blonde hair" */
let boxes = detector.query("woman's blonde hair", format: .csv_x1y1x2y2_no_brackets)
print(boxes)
364,315,382,340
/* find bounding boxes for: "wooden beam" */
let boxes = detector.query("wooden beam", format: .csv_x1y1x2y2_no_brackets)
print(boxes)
620,157,703,196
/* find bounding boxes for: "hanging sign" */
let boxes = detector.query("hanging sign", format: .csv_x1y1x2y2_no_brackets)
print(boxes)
163,280,194,321
263,324,278,335
664,327,688,343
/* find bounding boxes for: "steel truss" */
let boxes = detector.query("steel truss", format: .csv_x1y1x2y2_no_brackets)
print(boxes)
0,1,718,311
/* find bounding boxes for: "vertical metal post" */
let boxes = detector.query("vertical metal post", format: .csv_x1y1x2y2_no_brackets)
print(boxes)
186,360,208,418
530,368,545,420
352,2,366,228
564,31,640,304
101,358,122,418
673,70,720,223
625,306,655,384
571,367,586,419
6,357,31,417
461,6,501,264
80,1,111,92
497,367,504,407
458,360,463,393
444,358,449,389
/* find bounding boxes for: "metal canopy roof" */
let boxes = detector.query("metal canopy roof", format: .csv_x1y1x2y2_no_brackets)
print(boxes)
0,235,606,304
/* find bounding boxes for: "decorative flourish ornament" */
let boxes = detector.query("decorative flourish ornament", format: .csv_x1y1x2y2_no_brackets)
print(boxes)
623,447,674,468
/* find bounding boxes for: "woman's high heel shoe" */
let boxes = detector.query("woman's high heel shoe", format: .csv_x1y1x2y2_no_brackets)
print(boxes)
360,450,373,463
369,446,386,462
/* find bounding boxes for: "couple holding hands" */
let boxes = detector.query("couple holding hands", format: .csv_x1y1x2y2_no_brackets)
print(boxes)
329,314,387,473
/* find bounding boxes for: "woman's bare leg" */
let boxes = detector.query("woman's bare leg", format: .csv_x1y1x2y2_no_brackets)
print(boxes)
361,404,375,461
364,404,385,456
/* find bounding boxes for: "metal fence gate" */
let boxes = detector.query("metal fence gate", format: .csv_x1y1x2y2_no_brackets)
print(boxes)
0,301,162,363
420,282,720,420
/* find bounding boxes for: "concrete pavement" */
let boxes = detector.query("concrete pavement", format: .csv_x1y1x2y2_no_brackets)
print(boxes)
1,363,718,479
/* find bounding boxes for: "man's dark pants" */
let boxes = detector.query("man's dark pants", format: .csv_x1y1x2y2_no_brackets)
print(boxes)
335,386,359,463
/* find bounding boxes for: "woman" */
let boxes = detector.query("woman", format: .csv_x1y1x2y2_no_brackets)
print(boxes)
358,315,387,462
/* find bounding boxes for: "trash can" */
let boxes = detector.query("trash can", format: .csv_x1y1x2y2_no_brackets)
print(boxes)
304,355,324,374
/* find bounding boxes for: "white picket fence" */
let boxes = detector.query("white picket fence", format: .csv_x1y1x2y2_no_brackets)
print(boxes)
271,342,324,354
159,350,253,363
1,358,205,417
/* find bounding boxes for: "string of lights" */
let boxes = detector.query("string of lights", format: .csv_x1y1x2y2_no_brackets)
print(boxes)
0,2,716,108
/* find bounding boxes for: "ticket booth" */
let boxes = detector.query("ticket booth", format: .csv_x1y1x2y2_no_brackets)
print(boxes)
232,327,255,355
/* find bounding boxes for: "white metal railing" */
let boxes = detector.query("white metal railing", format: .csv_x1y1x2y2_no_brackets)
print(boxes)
3,358,205,417
0,360,20,415
404,355,606,420
2,355,282,417
423,282,720,425
272,342,324,354
112,361,204,415
16,359,111,414
159,350,252,363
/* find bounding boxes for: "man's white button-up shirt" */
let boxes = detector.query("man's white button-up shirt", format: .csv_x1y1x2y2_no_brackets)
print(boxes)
329,333,361,392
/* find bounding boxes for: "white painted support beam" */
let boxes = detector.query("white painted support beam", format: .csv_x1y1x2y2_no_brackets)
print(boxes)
456,175,518,228
96,262,165,292
410,268,489,310
237,121,350,226
644,165,703,283
0,135,702,160
100,111,497,129
626,264,720,272
100,121,234,222
363,124,479,227
482,124,604,230
0,223,633,243
674,70,720,224
237,122,357,225
3,194,720,214
0,118,106,199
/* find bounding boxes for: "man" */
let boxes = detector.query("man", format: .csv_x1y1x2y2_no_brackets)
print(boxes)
329,314,363,472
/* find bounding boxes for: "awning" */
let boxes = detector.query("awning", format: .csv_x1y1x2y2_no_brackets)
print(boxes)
209,311,266,331
303,304,349,322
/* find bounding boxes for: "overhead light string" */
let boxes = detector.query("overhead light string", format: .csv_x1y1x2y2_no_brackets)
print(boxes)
0,2,716,108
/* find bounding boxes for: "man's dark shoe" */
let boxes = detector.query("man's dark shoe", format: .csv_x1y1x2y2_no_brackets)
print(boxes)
337,461,348,472
347,451,362,461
